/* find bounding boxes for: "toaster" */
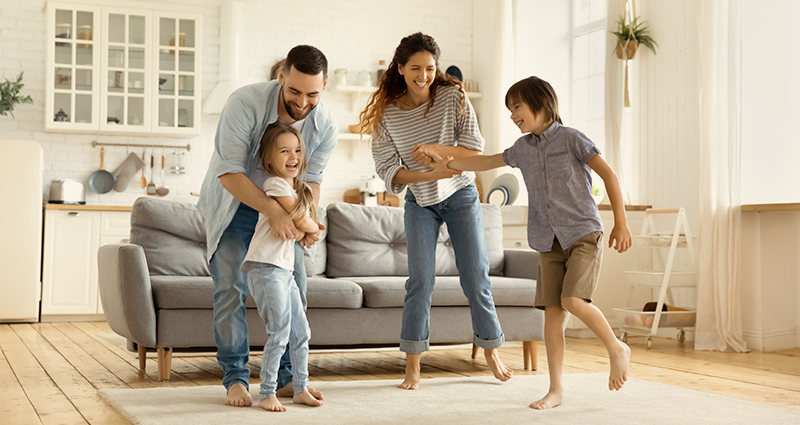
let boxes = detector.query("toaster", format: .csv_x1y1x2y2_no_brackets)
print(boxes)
49,179,86,204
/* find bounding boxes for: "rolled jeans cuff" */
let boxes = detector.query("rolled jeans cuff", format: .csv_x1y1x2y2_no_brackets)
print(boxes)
473,333,504,350
399,339,430,354
226,378,250,392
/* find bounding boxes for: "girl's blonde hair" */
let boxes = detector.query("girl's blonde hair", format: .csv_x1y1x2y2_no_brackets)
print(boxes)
259,122,317,222
358,32,464,137
505,76,563,125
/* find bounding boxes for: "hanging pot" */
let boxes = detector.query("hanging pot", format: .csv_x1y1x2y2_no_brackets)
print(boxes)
87,147,115,194
616,40,639,60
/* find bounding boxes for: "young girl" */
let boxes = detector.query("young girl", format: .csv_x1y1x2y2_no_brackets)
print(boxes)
443,76,633,409
241,121,323,412
360,32,514,390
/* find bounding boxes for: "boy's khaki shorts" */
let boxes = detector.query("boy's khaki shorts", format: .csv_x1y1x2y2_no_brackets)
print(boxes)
535,231,604,310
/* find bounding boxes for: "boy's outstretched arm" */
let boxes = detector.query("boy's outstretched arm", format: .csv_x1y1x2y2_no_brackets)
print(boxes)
587,155,632,253
445,153,507,172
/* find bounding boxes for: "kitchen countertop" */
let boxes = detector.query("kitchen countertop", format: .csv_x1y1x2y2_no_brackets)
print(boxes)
45,204,133,212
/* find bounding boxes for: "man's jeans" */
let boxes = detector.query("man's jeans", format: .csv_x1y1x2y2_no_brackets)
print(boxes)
400,184,505,353
209,203,307,390
245,263,310,398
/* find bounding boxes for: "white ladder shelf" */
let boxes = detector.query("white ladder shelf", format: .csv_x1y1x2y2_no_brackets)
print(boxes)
612,208,698,349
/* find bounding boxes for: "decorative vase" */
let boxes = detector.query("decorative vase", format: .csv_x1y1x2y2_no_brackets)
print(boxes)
615,40,639,60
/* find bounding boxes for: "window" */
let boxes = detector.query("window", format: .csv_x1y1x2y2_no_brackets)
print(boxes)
570,0,607,152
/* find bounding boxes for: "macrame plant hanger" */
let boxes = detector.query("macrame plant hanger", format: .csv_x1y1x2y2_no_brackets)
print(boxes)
621,0,637,107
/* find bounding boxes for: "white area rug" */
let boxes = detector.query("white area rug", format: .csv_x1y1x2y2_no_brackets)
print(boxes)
99,373,800,425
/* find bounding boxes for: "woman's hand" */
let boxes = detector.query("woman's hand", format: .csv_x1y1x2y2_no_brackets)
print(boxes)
430,155,461,180
412,144,435,168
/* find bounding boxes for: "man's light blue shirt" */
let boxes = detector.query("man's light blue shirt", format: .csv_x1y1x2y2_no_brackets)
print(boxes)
197,80,338,259
503,121,603,252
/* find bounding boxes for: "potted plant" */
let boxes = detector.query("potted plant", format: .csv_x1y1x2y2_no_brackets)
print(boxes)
611,16,658,60
0,72,33,118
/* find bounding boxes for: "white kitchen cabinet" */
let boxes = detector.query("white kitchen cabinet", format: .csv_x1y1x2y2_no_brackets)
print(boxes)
45,2,201,136
42,208,131,320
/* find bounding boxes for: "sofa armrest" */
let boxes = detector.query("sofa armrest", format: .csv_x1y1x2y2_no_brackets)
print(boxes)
98,244,157,347
503,249,540,280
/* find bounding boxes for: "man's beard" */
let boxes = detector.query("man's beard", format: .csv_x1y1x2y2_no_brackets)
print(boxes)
281,87,317,121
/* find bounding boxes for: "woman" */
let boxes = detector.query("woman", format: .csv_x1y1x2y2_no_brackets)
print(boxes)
360,32,514,390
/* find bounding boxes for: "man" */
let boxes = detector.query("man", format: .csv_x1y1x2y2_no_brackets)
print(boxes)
197,45,337,407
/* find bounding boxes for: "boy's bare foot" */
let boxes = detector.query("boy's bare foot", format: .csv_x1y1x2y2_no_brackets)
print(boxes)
484,348,514,381
293,390,323,407
257,396,286,412
529,389,564,410
224,383,252,407
276,382,324,400
609,340,631,391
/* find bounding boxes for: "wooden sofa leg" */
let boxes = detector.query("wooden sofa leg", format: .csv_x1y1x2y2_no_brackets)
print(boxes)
471,343,479,359
523,341,538,371
157,347,172,381
138,344,147,370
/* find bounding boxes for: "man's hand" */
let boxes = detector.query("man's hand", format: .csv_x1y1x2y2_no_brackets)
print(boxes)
268,215,300,241
299,223,325,248
412,144,435,168
608,224,633,253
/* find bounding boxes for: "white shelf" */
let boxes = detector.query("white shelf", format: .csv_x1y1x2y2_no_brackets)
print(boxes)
623,271,696,287
338,132,371,160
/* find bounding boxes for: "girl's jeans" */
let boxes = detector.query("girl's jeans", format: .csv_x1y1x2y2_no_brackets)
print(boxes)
245,262,311,398
209,203,307,391
400,183,505,353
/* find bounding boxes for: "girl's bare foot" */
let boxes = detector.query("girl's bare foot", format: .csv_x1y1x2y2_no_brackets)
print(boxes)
529,388,564,410
293,390,323,407
484,348,514,381
224,383,252,407
258,396,286,412
609,340,631,391
276,382,324,400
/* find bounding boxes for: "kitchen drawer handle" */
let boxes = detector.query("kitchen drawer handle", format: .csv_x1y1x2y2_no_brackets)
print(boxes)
514,241,522,247
68,212,80,217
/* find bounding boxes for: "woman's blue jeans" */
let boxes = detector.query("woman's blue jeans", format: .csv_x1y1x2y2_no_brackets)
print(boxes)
400,184,505,353
209,203,307,391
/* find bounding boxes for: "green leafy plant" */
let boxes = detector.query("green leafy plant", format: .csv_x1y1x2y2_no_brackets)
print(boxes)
611,15,658,56
591,183,601,197
0,72,34,118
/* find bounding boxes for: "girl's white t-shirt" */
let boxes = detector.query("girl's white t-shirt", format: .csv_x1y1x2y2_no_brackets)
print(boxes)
243,177,297,271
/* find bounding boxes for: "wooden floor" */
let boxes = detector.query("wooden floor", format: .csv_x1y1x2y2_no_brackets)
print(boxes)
1,322,799,424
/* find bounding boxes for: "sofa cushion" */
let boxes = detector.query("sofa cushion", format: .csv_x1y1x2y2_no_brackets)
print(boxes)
345,276,536,308
325,202,504,278
131,198,210,277
150,276,363,309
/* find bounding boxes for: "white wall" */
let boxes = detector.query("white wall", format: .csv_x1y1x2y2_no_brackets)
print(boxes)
0,0,476,208
740,0,800,205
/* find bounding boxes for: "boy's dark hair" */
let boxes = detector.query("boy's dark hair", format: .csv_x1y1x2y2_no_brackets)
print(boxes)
284,45,328,79
505,76,563,124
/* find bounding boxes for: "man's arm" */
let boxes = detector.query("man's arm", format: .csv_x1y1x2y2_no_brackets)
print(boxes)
218,173,299,240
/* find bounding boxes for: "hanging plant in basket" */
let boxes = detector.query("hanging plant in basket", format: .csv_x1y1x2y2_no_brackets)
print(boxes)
611,16,658,60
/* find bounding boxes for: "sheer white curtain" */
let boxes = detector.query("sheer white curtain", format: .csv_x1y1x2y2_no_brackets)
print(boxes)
604,0,632,204
695,0,748,353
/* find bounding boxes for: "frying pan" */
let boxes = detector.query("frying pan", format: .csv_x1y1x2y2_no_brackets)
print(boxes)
87,147,115,194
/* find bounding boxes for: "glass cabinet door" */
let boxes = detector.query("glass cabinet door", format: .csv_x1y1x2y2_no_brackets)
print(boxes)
155,13,200,133
47,6,100,130
101,9,151,132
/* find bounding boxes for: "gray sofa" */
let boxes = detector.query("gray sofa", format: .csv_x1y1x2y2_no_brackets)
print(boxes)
98,198,544,381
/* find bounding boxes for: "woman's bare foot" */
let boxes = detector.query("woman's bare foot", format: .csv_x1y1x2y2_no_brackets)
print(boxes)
224,383,252,407
399,353,421,390
484,348,514,381
293,390,323,407
529,388,564,410
257,396,286,412
609,340,631,391
276,382,324,400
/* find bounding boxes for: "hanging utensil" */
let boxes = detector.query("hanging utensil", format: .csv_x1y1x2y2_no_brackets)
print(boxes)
140,149,147,188
146,151,157,195
87,147,115,194
156,148,170,196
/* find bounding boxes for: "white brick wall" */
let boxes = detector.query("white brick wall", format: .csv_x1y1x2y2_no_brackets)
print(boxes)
0,0,476,208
